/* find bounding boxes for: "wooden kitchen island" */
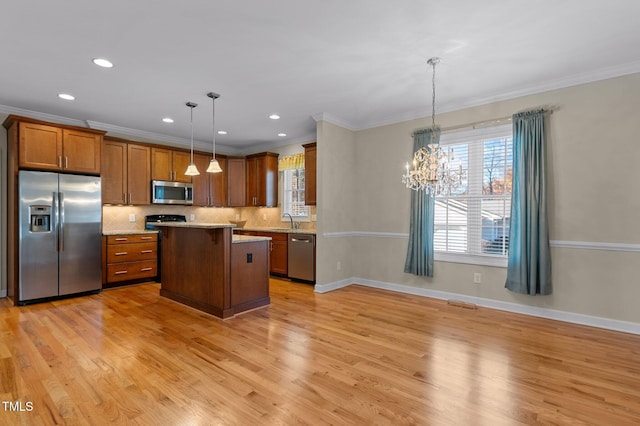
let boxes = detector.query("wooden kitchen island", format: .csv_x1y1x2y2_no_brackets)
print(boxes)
156,223,271,319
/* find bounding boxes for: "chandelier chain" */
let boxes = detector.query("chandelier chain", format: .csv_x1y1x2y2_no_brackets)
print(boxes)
431,59,436,133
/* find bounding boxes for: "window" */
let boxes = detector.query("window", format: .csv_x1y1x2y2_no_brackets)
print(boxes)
434,124,512,266
282,168,309,218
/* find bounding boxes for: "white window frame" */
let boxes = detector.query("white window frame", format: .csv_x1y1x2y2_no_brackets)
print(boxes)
434,123,512,268
281,168,309,222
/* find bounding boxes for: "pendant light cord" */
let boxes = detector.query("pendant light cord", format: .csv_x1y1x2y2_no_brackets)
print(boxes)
212,96,216,157
190,105,194,162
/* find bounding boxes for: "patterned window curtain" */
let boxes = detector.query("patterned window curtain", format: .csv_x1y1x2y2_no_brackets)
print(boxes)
278,153,305,171
404,128,439,277
505,109,552,295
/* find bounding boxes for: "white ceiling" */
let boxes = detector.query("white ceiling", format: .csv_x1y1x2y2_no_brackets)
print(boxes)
1,0,639,154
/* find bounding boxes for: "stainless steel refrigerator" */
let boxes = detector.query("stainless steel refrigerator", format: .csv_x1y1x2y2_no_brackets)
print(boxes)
19,170,102,303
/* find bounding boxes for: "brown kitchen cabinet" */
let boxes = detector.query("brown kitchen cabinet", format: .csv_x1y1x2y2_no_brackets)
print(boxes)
227,157,246,207
245,152,278,207
102,138,151,205
4,115,104,174
192,153,228,206
151,147,192,182
234,230,287,276
104,233,158,286
303,142,316,206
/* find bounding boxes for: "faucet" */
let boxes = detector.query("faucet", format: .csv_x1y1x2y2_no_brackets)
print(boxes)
284,213,294,230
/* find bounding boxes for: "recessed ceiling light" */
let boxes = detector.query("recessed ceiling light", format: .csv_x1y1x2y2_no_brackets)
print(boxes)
92,58,114,68
217,130,227,135
58,93,75,101
269,114,280,120
162,117,174,123
278,133,287,137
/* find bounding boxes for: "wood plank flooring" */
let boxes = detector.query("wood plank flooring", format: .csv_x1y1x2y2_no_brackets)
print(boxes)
1,279,639,425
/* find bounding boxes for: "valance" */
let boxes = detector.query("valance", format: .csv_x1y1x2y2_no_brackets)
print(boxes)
278,153,305,171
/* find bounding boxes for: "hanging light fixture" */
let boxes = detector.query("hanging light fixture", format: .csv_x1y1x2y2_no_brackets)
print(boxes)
206,92,222,173
402,57,464,196
184,101,200,176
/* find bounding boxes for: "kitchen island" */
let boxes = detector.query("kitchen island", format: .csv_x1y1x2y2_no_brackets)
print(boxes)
155,223,271,319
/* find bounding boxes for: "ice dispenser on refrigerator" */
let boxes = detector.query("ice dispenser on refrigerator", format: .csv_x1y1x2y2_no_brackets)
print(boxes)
29,205,51,233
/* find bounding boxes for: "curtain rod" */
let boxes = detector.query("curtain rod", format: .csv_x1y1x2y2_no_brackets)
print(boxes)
411,109,555,137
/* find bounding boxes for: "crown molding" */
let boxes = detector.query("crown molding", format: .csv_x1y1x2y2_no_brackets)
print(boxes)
352,59,640,131
312,112,357,131
0,104,88,127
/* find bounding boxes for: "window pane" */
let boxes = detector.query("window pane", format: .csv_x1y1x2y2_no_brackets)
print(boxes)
447,144,469,195
283,168,309,217
482,137,512,195
435,128,512,259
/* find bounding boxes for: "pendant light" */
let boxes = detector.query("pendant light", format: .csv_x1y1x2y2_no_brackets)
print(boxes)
206,92,223,173
184,101,200,176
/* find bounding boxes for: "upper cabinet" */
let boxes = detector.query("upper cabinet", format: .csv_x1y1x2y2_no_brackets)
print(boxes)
151,147,192,183
303,142,316,206
192,153,228,207
246,152,278,207
102,138,151,205
227,157,246,207
3,116,104,174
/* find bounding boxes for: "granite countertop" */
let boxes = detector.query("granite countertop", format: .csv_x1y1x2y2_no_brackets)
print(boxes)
154,222,236,229
234,227,316,235
103,230,159,236
232,235,272,244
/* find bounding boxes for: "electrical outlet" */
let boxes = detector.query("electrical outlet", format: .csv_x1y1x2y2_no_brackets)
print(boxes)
129,214,136,222
311,214,317,221
190,213,195,221
473,272,482,284
235,213,241,220
337,261,342,271
263,213,267,221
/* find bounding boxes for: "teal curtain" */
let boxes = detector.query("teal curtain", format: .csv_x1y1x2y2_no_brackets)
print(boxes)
404,129,439,277
505,110,552,295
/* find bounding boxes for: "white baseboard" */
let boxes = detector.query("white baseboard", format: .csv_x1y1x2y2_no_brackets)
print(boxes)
315,277,640,335
314,278,353,293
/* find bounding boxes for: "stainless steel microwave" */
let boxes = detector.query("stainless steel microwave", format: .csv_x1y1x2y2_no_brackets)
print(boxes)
151,180,193,205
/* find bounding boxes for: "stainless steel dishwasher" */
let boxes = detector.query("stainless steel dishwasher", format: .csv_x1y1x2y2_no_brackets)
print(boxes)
288,234,315,283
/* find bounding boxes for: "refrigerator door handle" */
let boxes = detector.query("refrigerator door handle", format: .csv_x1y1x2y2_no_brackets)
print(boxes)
59,192,65,252
53,191,59,252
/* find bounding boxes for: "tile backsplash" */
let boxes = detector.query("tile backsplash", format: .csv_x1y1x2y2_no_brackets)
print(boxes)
102,205,317,232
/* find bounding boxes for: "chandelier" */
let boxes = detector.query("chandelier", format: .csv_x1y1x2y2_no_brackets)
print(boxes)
402,57,464,196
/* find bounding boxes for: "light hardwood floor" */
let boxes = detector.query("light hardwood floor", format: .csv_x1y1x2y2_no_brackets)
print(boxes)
1,279,639,425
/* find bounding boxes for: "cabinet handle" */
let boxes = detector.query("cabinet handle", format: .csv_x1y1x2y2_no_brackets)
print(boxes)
65,156,69,169
140,236,153,240
114,270,128,275
58,156,62,168
114,238,128,241
114,251,128,256
140,267,153,272
140,250,153,254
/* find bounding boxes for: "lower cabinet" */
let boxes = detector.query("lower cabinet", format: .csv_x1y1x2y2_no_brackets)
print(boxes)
104,233,158,286
234,230,287,276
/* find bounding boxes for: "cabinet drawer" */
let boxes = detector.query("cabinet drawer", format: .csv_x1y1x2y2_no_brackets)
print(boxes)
107,242,157,263
257,231,287,241
107,260,157,283
107,233,158,244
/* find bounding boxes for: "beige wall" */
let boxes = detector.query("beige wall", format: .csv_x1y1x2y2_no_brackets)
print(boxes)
317,73,640,324
316,120,359,283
